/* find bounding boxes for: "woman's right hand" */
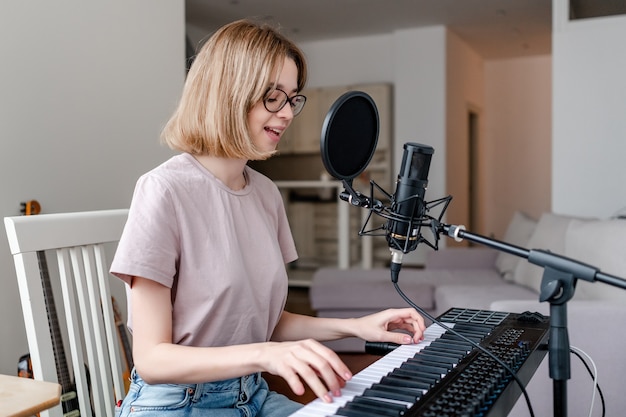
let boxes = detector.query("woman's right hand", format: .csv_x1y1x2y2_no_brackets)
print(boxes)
260,339,352,403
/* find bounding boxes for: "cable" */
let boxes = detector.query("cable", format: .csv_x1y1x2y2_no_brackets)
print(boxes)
570,345,605,417
392,280,536,417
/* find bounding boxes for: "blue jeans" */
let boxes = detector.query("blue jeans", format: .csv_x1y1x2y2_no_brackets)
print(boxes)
116,369,303,417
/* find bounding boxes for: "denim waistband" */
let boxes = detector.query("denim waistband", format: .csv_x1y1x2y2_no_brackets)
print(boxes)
130,367,262,399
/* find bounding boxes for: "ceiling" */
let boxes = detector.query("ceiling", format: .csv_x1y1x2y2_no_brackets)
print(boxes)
185,0,553,60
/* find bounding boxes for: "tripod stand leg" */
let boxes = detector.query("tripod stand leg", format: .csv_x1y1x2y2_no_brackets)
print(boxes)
554,380,567,417
548,299,571,417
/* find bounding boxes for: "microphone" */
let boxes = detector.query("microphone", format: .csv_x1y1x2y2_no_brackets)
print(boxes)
386,143,434,282
320,91,451,283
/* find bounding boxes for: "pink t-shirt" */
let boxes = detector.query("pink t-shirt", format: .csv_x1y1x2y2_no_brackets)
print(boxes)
111,153,298,347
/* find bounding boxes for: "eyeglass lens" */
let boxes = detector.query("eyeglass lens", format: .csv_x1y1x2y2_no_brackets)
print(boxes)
264,89,306,116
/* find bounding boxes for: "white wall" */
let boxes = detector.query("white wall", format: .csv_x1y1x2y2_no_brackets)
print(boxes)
302,25,553,257
301,26,448,264
393,27,447,264
483,55,552,236
0,0,184,375
0,10,459,375
552,0,626,218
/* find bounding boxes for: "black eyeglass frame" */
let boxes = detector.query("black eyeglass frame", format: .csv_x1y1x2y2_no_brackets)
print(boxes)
263,88,307,116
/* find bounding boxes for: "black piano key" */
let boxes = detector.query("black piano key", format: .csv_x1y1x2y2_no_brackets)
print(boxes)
351,396,409,412
452,327,488,337
433,333,474,343
401,360,450,375
412,352,460,365
363,387,421,403
404,355,454,374
338,402,404,417
389,368,439,384
424,341,470,352
453,322,494,332
440,332,483,343
380,375,432,390
334,405,388,417
422,346,464,359
371,383,423,396
290,310,549,417
422,347,469,360
428,339,473,353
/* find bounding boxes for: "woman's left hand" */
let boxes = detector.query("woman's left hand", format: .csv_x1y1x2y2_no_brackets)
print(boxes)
353,308,426,345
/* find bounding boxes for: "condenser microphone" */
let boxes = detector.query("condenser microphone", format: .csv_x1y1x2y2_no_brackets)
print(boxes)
320,91,449,283
387,143,433,281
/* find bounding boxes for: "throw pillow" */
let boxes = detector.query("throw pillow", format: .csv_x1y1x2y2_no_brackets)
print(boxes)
495,211,537,281
566,218,626,302
512,212,585,293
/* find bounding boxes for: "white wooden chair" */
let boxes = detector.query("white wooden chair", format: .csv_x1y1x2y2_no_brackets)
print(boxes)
4,209,129,417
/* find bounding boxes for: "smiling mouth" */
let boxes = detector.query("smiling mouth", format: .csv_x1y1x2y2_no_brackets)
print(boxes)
265,127,281,137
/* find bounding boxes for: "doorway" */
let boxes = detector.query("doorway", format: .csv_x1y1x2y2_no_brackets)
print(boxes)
467,107,480,240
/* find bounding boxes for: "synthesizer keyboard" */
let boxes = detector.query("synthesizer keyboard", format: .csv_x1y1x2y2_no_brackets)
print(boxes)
290,308,549,417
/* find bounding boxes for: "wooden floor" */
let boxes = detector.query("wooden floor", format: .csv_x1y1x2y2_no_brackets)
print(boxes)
265,286,380,404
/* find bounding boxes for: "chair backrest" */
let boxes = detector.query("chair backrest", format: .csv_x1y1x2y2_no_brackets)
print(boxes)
4,209,129,417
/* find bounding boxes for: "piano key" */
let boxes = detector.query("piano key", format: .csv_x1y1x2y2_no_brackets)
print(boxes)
350,396,409,412
440,332,483,343
288,324,448,417
362,386,421,403
380,374,432,390
388,368,438,385
428,339,473,353
290,309,549,417
335,405,387,417
414,343,465,358
337,402,403,417
409,352,459,366
401,359,450,374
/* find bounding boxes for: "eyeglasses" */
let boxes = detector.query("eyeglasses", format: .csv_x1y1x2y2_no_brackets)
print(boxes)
263,88,307,116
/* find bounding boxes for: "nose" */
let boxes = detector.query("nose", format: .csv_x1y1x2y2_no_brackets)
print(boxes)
276,103,294,120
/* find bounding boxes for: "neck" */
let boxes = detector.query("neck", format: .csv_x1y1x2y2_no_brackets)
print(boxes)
193,155,248,190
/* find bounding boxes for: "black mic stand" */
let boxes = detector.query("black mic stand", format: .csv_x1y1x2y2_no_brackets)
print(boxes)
439,223,626,417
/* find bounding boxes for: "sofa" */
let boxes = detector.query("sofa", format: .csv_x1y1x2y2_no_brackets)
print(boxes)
309,211,626,416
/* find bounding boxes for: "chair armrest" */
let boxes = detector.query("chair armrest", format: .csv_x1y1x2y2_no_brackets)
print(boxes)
425,247,498,269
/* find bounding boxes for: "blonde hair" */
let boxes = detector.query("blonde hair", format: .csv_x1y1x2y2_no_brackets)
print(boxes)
161,19,307,160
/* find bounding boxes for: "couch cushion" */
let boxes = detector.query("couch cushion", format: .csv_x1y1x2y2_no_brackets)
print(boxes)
434,283,539,317
495,211,537,282
565,218,626,302
512,212,588,293
426,247,499,269
310,268,434,310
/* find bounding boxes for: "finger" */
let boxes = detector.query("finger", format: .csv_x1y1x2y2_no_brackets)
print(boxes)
296,362,334,402
281,369,306,397
307,341,353,383
304,355,349,397
395,309,427,335
313,366,348,389
291,341,349,401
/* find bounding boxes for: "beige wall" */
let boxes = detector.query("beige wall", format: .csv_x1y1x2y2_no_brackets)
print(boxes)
287,29,552,249
445,30,486,239
483,55,552,238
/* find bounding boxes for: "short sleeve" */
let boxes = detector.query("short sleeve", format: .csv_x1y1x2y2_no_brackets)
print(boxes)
110,173,180,288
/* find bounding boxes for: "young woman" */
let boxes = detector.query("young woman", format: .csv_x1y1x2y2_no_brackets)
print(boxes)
111,19,426,417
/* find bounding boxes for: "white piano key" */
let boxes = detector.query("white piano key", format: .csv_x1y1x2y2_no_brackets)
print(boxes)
289,324,451,417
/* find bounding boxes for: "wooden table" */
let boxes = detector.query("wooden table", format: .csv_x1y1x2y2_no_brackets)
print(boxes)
0,374,61,417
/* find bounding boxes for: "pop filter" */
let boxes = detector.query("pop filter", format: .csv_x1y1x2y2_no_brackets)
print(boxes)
320,91,379,181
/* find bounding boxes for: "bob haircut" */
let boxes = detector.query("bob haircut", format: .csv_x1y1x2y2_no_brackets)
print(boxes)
161,19,307,160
